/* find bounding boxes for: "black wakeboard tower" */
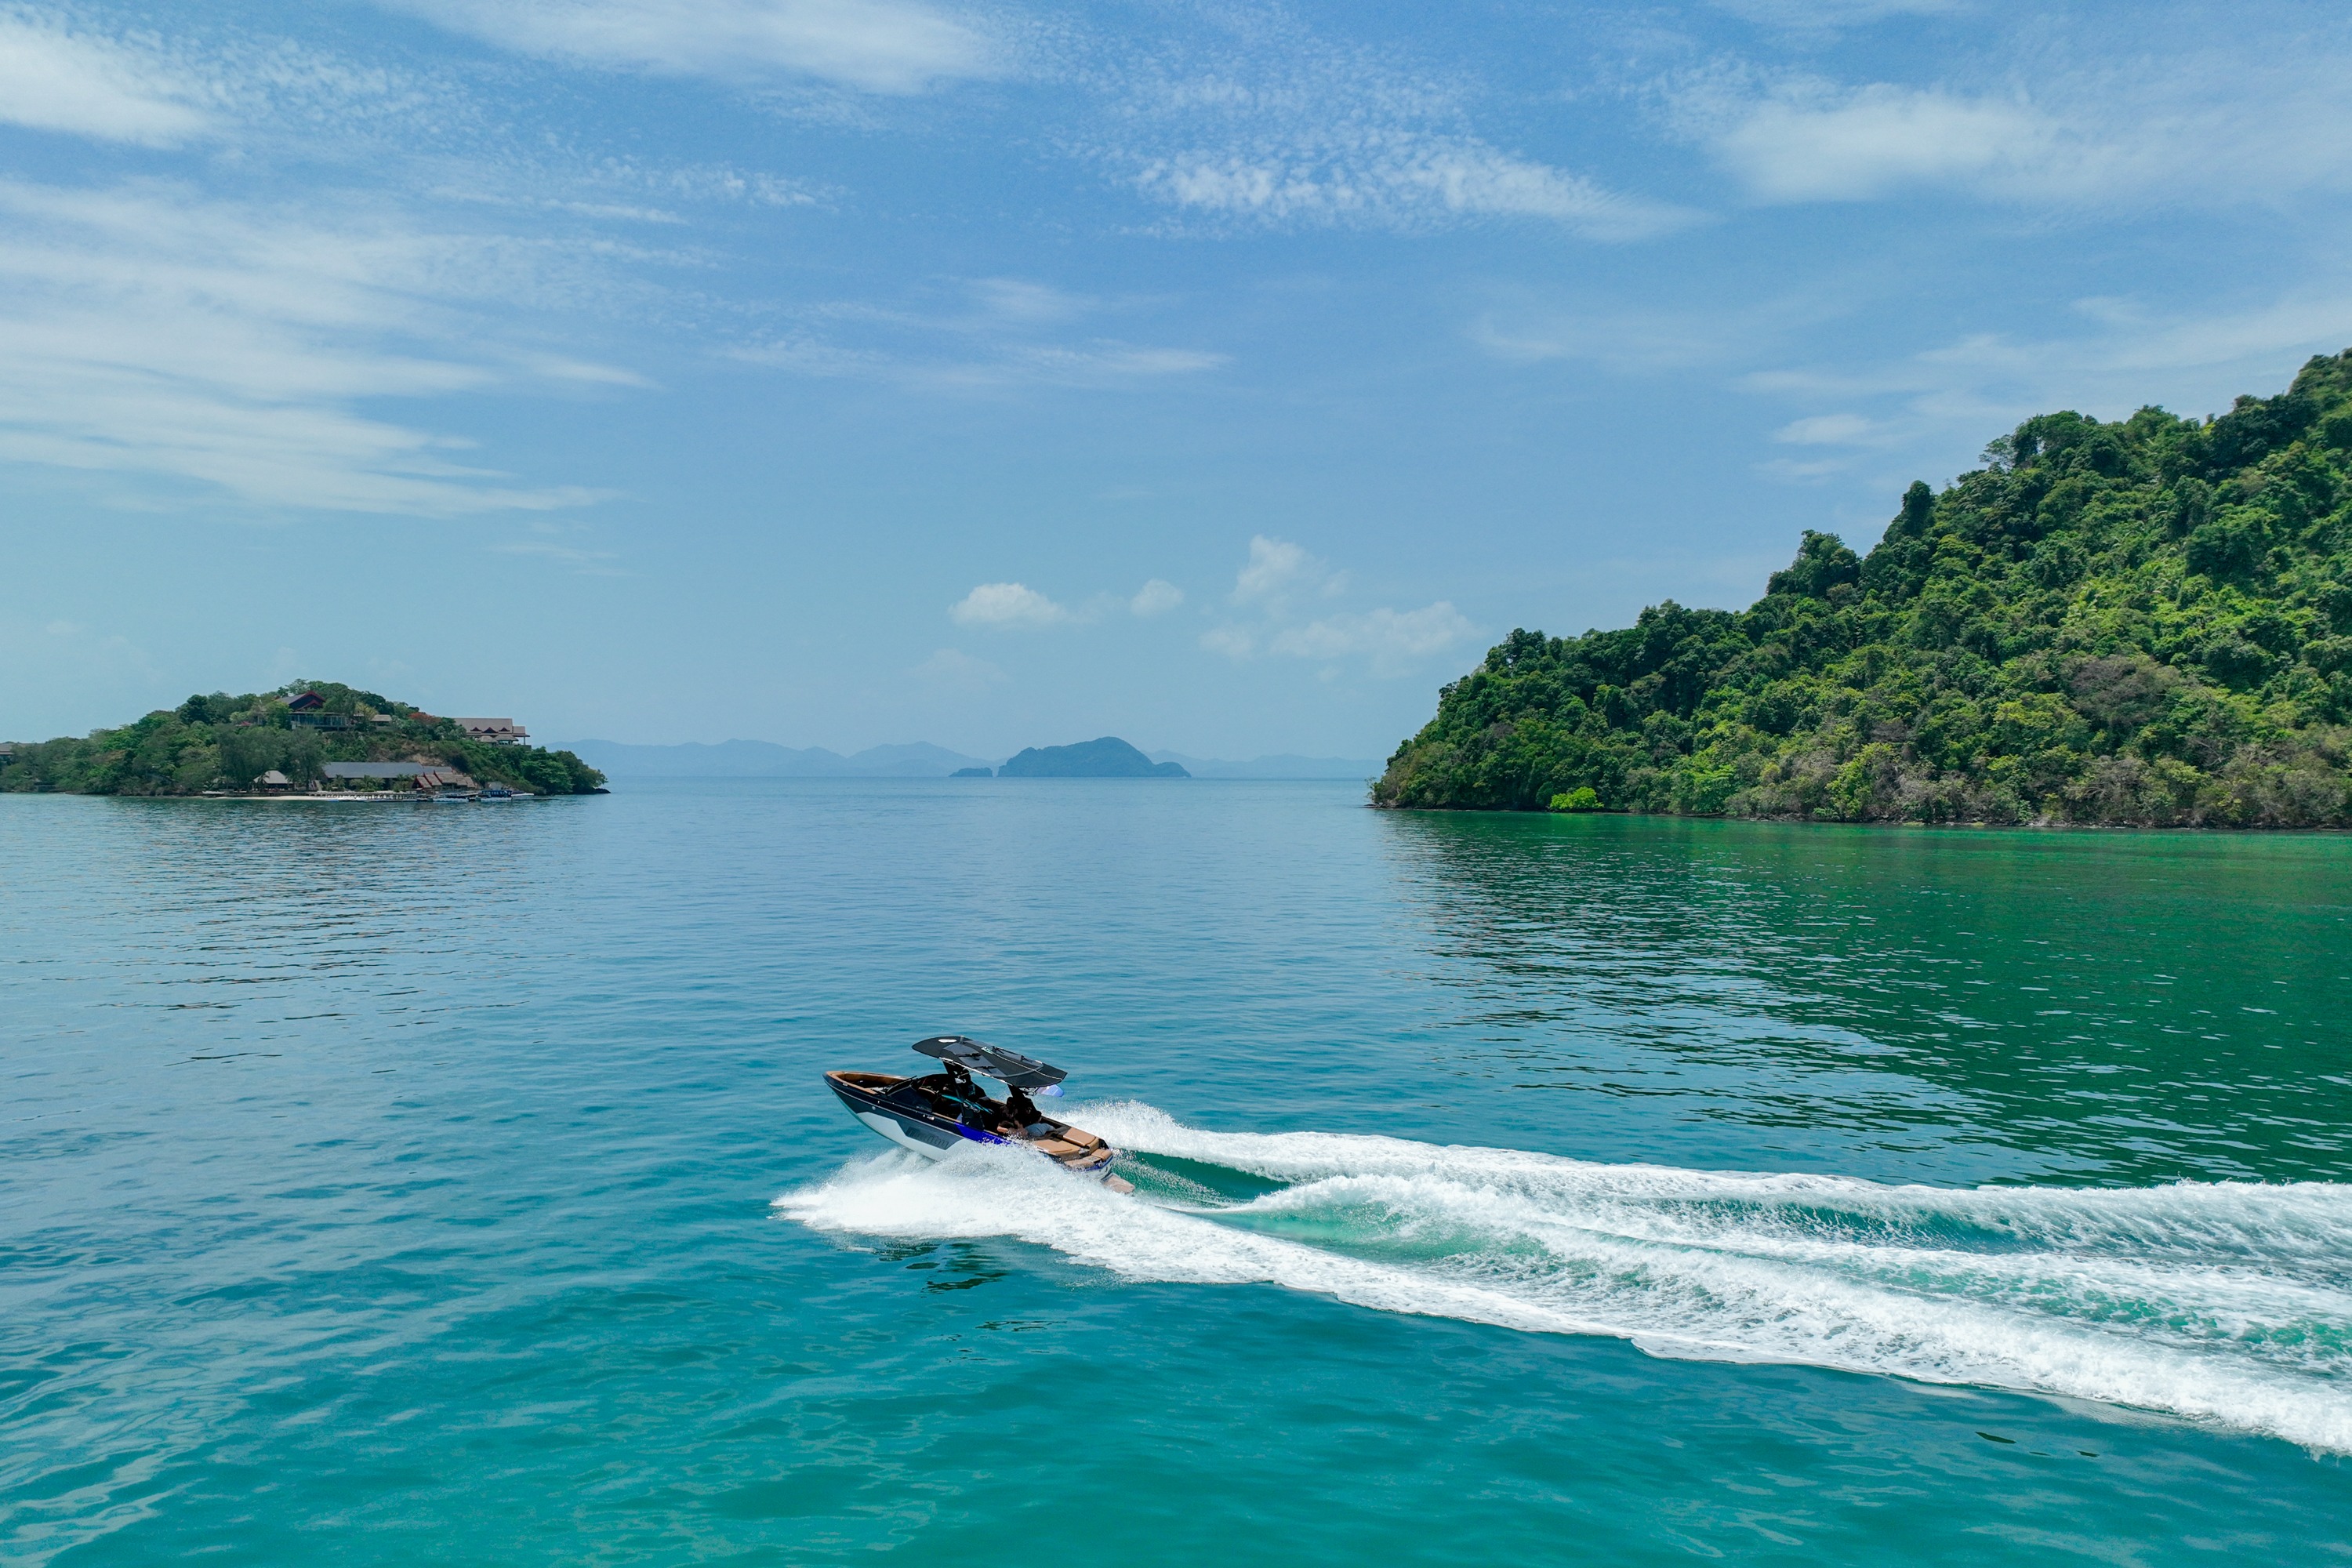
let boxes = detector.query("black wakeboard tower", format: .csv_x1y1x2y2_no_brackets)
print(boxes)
910,1035,1069,1091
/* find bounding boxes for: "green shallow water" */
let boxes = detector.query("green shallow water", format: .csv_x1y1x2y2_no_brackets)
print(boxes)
3,781,2349,1563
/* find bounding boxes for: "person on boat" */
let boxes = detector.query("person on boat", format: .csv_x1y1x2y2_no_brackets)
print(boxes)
1000,1087,1044,1134
928,1062,1002,1127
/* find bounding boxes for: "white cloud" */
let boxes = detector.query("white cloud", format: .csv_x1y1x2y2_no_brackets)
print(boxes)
1705,82,2051,203
1268,603,1475,675
1672,34,2352,212
1100,25,1687,240
1231,534,1340,606
910,646,1007,692
1130,578,1183,616
394,0,996,94
0,180,628,514
1136,140,1689,241
949,581,1073,628
0,15,212,145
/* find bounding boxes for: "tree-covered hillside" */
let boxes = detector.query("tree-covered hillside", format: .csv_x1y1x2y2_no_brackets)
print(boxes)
1375,350,2352,826
1,681,605,796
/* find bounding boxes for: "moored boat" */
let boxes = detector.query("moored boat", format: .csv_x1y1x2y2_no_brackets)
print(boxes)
826,1035,1132,1192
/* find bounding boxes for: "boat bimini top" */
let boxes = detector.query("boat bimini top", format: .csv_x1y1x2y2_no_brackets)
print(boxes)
909,1034,1068,1093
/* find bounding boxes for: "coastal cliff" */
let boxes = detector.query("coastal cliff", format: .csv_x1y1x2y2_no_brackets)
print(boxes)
1376,350,2352,826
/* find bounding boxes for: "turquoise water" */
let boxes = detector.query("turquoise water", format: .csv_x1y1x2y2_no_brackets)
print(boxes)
4,780,2350,1563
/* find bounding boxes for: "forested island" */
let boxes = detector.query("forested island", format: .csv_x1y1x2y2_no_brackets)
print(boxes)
995,737,1189,778
1375,350,2352,826
1,682,606,797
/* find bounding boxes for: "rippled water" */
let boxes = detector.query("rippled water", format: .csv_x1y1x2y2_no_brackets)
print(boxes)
4,782,2349,1563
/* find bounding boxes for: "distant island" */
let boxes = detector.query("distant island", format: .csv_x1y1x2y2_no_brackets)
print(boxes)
1377,349,2352,828
996,737,1189,778
1,682,606,797
553,738,1375,779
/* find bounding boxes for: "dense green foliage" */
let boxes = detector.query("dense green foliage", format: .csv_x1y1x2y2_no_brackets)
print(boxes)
1,681,606,796
1376,351,2352,826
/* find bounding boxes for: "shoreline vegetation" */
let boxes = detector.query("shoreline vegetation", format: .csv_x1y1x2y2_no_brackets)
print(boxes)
1375,350,2352,828
1,682,607,797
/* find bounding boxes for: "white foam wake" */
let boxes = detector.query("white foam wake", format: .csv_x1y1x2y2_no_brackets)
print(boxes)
777,1103,2352,1453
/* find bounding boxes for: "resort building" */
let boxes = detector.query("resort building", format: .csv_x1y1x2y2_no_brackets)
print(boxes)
279,691,352,731
452,717,528,745
321,762,430,784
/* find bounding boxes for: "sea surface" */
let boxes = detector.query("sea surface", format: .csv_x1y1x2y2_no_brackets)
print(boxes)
3,779,2350,1563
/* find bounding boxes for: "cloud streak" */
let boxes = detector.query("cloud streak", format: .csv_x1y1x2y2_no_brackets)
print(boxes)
0,13,213,144
735,276,1225,391
390,0,999,94
1668,26,2352,212
0,180,631,514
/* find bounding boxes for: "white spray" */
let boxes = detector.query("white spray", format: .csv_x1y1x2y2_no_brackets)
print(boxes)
778,1103,2352,1453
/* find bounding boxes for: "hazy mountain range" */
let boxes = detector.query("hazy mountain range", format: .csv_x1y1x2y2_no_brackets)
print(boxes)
550,739,1381,780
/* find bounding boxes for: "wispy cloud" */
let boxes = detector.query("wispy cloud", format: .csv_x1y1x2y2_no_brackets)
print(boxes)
1203,535,1470,675
0,13,213,145
1705,1,1966,33
1134,138,1687,240
1091,20,1688,240
1773,412,1889,445
0,180,633,514
1230,534,1341,608
1666,27,2352,211
491,534,626,574
1267,603,1475,676
734,276,1225,391
389,0,1000,94
1740,286,2352,490
1754,289,2352,416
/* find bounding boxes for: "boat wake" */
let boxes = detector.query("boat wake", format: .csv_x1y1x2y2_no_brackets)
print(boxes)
777,1102,2352,1452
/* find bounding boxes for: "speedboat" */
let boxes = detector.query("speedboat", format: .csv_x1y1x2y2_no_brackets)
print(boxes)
826,1035,1133,1192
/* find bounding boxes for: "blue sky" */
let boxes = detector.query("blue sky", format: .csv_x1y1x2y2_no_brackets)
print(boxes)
5,0,2352,757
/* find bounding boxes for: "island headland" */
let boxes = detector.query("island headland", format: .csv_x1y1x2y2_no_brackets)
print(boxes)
1375,350,2352,828
1,682,607,797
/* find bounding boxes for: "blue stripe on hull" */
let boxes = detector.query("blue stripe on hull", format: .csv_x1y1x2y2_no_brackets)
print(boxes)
830,1083,1005,1156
